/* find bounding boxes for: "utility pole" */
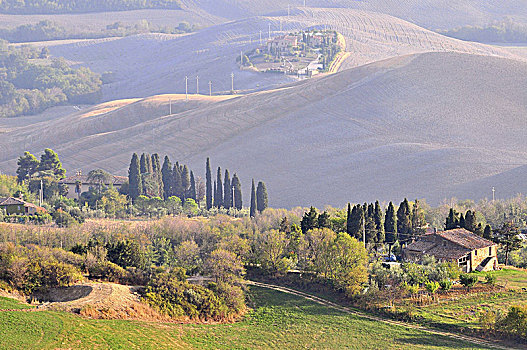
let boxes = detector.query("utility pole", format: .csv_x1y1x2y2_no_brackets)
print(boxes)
362,217,366,248
304,0,306,7
492,187,496,201
39,179,43,207
241,50,243,66
168,97,172,115
185,76,188,101
259,30,262,45
196,75,199,94
231,72,234,92
268,23,271,39
209,81,212,96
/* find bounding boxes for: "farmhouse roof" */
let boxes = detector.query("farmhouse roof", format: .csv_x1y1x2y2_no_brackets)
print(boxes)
0,197,41,209
59,173,127,186
437,228,495,250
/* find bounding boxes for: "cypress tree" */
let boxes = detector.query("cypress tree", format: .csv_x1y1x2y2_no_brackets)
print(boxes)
346,203,352,235
256,181,268,213
374,201,385,244
397,198,412,243
318,211,330,229
128,153,142,200
483,225,492,240
213,180,217,207
206,158,212,210
223,169,232,209
459,213,465,230
349,204,364,241
189,171,197,201
445,208,460,230
140,153,148,174
250,179,257,217
232,173,242,210
181,165,190,199
384,202,397,255
215,167,223,207
464,210,477,232
301,207,318,233
151,154,163,197
161,156,172,199
173,165,182,199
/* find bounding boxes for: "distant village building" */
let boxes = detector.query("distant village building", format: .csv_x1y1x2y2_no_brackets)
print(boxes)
267,35,298,53
403,228,498,273
0,197,45,215
59,171,127,199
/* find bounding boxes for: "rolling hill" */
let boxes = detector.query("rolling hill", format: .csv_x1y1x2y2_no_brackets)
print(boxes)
41,8,522,102
1,52,526,207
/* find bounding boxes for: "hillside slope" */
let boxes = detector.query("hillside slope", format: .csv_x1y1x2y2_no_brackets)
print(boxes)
183,0,527,29
1,52,526,207
45,8,521,101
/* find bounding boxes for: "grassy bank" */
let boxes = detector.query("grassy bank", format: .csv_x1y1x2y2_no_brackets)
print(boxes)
0,286,492,350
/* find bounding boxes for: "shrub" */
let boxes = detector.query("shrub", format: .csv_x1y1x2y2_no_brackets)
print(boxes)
86,260,126,282
401,281,419,295
497,305,527,340
439,279,453,291
425,281,440,294
459,273,478,291
485,273,497,285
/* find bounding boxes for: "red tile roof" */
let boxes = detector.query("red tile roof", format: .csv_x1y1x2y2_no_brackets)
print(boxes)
437,228,495,250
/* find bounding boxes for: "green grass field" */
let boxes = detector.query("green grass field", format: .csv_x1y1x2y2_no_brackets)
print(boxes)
0,287,492,350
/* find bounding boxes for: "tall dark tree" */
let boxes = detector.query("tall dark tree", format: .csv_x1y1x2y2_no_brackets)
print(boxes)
384,201,397,254
38,148,66,179
483,224,493,240
318,211,330,229
223,169,232,209
301,207,318,234
445,208,460,230
349,204,365,241
256,181,268,213
464,210,477,232
173,165,183,199
206,158,213,210
189,171,197,201
459,213,465,230
374,201,385,244
250,179,257,217
232,173,242,210
346,203,352,235
140,153,149,174
181,165,190,199
151,153,163,197
397,199,412,243
410,199,426,240
128,153,142,200
161,156,172,199
214,167,223,208
16,151,40,183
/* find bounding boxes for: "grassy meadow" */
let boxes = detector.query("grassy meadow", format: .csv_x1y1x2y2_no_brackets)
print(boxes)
0,287,492,350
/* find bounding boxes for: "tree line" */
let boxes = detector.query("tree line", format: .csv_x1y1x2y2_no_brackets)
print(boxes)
129,154,268,217
0,0,181,14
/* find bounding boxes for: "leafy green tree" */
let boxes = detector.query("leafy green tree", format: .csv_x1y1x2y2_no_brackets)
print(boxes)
318,211,331,229
16,151,40,183
166,196,182,215
459,273,478,291
38,148,65,179
106,240,147,269
410,199,426,239
128,153,142,200
205,248,245,285
183,198,199,216
249,179,256,217
301,207,318,234
494,222,522,266
206,158,212,209
223,169,232,209
256,181,268,213
87,169,111,195
161,156,172,199
483,225,493,240
232,173,242,210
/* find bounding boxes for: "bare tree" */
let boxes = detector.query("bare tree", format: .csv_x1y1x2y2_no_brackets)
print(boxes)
195,176,206,206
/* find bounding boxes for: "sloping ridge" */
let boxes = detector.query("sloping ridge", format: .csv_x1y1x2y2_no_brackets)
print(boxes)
1,52,527,207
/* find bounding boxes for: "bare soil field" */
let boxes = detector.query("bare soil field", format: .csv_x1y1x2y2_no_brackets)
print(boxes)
1,52,526,207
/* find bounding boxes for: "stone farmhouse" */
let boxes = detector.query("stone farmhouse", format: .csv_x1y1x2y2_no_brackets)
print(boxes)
59,171,127,199
403,228,498,272
0,197,45,215
267,35,298,53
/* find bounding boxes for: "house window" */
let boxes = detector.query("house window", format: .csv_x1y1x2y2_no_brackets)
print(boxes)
475,250,477,256
489,247,492,255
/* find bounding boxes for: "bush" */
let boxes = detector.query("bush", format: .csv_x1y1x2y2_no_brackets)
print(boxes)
497,305,527,340
425,281,440,294
459,273,478,291
439,279,453,291
485,273,497,285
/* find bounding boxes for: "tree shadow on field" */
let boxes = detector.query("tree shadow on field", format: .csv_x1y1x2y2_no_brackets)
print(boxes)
395,335,492,349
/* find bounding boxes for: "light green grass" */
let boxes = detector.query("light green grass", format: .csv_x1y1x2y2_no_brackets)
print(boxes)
0,296,33,309
486,268,527,290
0,287,492,350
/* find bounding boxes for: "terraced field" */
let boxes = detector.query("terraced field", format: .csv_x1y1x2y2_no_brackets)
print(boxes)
2,52,526,207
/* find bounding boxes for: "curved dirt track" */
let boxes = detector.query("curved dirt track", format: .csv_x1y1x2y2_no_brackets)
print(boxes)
246,280,518,350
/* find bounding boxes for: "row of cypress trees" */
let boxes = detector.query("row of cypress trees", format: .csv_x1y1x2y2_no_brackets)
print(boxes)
129,155,269,215
205,158,268,216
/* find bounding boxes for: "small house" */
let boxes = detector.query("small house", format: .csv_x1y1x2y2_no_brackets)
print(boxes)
403,228,498,272
0,197,45,215
268,35,298,53
58,171,127,199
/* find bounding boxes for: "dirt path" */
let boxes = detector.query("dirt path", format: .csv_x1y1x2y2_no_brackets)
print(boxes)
246,280,518,350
